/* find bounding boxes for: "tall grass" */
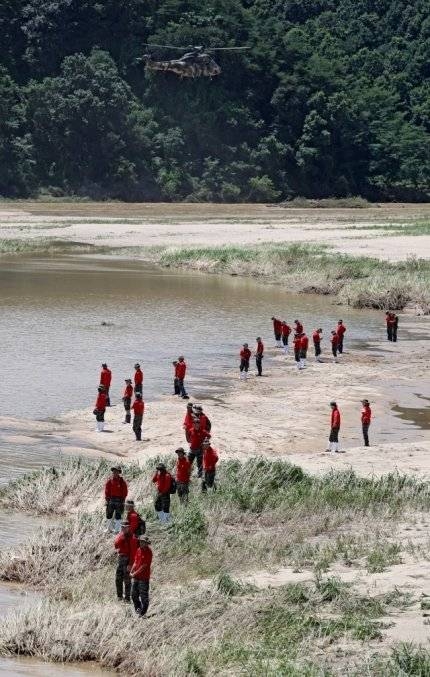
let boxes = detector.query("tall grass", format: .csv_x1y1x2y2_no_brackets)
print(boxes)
144,242,430,310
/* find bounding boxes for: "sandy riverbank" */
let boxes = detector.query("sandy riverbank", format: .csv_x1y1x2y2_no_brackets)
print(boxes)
0,201,430,261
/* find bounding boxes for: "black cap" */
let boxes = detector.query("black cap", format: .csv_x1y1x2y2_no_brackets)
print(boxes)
156,463,166,471
111,466,122,473
329,401,337,406
175,447,185,455
134,363,140,368
135,393,142,399
102,363,108,368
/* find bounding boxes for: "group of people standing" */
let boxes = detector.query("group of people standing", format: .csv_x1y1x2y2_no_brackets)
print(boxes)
326,398,372,453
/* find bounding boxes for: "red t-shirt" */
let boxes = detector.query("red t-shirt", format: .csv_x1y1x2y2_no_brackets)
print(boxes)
273,318,282,333
95,392,107,410
132,400,144,415
361,405,372,424
131,547,153,581
105,476,128,500
331,408,341,429
134,369,143,385
125,510,144,535
300,335,309,350
331,334,339,346
240,348,251,360
114,532,138,560
100,368,112,388
295,321,303,334
256,341,264,355
293,336,301,350
175,362,186,379
203,446,219,471
281,323,291,337
176,457,192,483
123,384,133,398
313,331,321,344
337,324,346,337
152,471,172,494
188,427,211,450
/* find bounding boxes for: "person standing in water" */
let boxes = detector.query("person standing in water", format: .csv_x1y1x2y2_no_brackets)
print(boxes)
361,399,372,447
330,331,339,363
313,328,323,362
281,321,291,354
271,316,282,348
336,321,346,354
175,356,189,399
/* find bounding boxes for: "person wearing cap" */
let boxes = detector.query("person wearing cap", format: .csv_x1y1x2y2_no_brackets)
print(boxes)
105,467,128,532
193,404,211,432
183,402,194,443
313,328,323,362
336,320,346,354
124,499,146,536
255,337,264,376
326,401,341,453
201,439,219,493
172,360,180,395
271,316,282,348
299,331,309,370
152,463,173,522
114,521,138,602
281,321,291,355
131,393,145,441
239,343,251,379
175,356,189,399
93,385,107,433
330,331,339,363
122,379,133,424
361,399,372,447
100,363,112,407
187,419,211,478
130,535,153,617
134,363,143,395
175,448,192,503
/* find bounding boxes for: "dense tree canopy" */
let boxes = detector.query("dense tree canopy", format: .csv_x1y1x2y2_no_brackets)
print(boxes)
0,0,429,200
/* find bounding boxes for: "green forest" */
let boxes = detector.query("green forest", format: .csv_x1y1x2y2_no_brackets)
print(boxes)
1,0,429,202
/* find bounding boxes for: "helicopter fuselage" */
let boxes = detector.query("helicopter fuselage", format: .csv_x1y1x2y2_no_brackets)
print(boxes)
144,53,221,78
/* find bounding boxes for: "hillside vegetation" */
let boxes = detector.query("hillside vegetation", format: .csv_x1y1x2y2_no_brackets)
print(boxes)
0,0,429,202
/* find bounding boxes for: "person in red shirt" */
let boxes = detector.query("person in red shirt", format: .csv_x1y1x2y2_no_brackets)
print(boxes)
124,499,146,536
299,332,309,369
134,363,143,395
336,320,346,354
330,331,339,363
114,521,138,602
105,466,128,533
175,447,192,503
122,378,133,424
326,401,341,453
94,385,107,432
175,356,189,399
255,337,264,376
172,360,180,395
201,439,219,493
271,316,282,347
130,535,153,617
188,420,211,478
293,333,301,368
239,343,251,379
385,312,398,342
131,393,144,441
313,328,323,362
361,399,372,447
183,402,194,443
294,319,303,334
193,404,211,432
281,322,291,354
100,363,112,406
152,463,173,522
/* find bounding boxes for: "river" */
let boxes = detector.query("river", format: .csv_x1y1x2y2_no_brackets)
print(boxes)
0,254,393,676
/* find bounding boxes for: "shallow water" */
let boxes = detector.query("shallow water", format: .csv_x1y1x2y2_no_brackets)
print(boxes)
0,256,383,420
0,658,111,677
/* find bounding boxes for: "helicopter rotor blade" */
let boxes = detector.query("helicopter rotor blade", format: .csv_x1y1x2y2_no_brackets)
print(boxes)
142,43,190,50
208,46,251,51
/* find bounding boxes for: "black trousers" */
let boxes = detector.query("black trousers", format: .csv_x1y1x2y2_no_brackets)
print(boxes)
154,492,170,513
338,337,344,354
134,383,142,395
133,414,142,440
131,579,149,616
332,345,337,358
314,342,321,357
105,388,111,407
300,349,307,359
202,470,216,492
294,349,300,363
106,498,124,520
274,332,281,341
177,378,188,397
188,449,203,477
282,335,289,346
116,555,130,600
95,409,105,422
387,325,393,341
123,397,131,423
240,358,249,373
256,355,263,375
173,377,180,395
362,423,370,447
393,322,398,342
177,481,189,503
329,427,339,443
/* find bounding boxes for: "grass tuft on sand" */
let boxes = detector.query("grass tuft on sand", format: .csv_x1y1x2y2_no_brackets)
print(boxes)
139,243,430,310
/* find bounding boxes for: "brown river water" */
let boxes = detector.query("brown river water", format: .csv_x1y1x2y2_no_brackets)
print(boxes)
0,255,420,675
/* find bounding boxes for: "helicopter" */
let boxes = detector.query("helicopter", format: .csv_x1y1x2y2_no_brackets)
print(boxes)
140,44,249,78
